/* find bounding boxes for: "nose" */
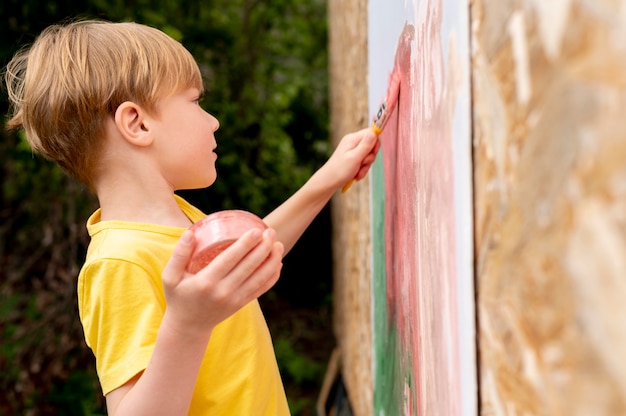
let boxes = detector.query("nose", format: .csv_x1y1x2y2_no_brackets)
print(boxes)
206,111,220,132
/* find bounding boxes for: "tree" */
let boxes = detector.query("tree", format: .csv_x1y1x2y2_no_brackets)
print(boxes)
0,1,331,414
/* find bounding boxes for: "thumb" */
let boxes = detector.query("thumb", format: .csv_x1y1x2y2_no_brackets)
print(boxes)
163,230,195,285
357,130,378,155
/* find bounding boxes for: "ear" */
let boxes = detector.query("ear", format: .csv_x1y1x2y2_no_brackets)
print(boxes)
114,101,153,147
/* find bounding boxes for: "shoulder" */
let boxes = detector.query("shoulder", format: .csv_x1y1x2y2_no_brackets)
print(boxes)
78,223,181,311
86,221,182,269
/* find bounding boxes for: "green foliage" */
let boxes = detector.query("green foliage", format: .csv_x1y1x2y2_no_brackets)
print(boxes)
1,0,331,414
275,336,325,386
0,128,102,413
181,0,330,215
44,369,106,416
274,336,326,414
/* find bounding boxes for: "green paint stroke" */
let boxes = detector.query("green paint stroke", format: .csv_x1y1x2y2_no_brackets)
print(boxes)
371,157,417,416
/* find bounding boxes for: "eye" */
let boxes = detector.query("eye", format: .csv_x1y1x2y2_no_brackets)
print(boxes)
194,92,206,105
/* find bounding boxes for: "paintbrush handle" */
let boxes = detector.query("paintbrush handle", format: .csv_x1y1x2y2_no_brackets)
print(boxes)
341,70,400,193
341,179,355,193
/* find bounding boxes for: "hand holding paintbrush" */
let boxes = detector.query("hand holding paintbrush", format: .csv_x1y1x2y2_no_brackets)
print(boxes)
341,23,414,193
341,70,402,193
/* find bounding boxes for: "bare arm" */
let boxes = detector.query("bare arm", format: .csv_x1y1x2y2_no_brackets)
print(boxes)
105,318,212,416
264,128,380,253
105,228,283,415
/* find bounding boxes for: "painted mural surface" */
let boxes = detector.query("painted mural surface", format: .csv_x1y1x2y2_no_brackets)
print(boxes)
370,0,474,415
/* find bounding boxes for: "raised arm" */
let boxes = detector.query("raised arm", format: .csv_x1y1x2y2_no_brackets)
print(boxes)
264,128,380,254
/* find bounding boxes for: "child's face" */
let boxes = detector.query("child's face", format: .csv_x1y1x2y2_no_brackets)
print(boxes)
148,88,220,190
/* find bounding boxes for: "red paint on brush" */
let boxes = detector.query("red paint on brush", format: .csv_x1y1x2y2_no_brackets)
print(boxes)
341,44,402,193
186,210,268,274
372,69,401,135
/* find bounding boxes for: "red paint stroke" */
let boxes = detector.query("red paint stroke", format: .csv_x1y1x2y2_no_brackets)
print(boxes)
381,1,463,414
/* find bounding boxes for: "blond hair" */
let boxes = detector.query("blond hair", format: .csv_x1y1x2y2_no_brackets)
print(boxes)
4,20,203,189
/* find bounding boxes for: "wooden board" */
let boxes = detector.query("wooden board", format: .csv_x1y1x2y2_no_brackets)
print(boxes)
328,1,372,415
473,0,626,414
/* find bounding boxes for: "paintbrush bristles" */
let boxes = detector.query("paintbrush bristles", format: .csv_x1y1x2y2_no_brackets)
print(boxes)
372,70,401,134
341,70,402,194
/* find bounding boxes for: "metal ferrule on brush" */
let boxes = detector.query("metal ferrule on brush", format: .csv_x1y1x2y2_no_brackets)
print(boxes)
372,100,390,135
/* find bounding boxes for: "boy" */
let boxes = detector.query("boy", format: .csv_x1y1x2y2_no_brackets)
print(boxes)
5,20,379,415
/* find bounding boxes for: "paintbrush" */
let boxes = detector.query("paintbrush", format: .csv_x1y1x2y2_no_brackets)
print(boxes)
341,70,402,193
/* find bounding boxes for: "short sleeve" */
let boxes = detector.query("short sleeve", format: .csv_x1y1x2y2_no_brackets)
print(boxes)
78,259,166,395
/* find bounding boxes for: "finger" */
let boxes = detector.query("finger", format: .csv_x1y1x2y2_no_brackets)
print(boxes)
372,136,382,154
226,228,277,285
202,227,274,292
360,130,378,151
238,241,284,302
348,131,378,167
353,138,381,180
340,128,372,151
361,146,380,166
201,228,264,278
355,165,371,181
355,160,376,180
162,230,196,286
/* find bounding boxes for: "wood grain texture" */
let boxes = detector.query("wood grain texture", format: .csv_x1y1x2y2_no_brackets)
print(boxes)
473,1,626,414
328,1,372,415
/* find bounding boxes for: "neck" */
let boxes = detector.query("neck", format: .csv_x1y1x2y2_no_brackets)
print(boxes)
95,179,193,228
93,123,195,228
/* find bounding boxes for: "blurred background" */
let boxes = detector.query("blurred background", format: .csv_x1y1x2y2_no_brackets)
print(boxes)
0,1,334,414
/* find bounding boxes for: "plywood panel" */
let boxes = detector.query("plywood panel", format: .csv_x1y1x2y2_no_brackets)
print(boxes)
473,0,626,414
327,1,372,415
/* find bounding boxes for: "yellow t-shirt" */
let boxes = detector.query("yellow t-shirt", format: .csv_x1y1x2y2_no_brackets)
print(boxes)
77,195,289,415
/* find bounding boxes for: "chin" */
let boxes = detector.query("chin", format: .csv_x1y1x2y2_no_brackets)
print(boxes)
177,176,217,191
197,175,218,189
